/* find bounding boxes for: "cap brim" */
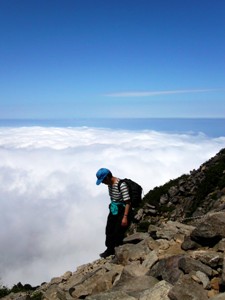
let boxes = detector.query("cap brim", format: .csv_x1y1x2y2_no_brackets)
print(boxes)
96,178,103,185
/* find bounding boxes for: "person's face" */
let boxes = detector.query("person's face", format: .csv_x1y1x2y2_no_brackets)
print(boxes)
102,176,110,185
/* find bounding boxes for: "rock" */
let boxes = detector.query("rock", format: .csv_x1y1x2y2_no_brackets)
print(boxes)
168,221,195,236
154,239,170,251
86,290,137,299
155,226,178,240
221,256,225,285
112,273,158,298
208,289,220,298
123,262,148,277
139,280,172,300
142,250,158,269
195,270,210,288
148,255,184,285
68,264,123,299
178,256,214,276
191,212,225,246
211,277,220,291
134,208,144,221
168,186,179,197
215,239,225,252
181,235,202,250
160,194,169,204
148,225,160,237
115,242,150,265
43,284,66,300
123,232,149,244
210,292,225,299
168,274,208,300
190,250,224,268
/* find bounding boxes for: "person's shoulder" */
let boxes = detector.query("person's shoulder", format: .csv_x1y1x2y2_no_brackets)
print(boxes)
119,179,129,189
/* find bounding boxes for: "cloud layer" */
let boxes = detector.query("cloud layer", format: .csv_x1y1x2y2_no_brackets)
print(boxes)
0,126,224,287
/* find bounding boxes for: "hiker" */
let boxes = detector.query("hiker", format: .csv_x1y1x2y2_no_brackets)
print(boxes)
96,168,131,258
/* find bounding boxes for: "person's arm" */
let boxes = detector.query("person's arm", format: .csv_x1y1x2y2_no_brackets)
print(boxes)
120,181,131,226
121,202,131,226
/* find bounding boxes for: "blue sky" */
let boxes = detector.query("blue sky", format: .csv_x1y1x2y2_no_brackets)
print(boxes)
0,0,224,119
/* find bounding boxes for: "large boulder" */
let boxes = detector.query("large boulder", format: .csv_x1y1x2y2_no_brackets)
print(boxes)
168,274,208,300
178,256,213,276
148,255,184,285
111,273,159,298
191,212,225,246
115,242,151,265
139,280,173,300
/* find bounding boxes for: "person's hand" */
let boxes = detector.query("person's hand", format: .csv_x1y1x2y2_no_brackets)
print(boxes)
121,216,128,226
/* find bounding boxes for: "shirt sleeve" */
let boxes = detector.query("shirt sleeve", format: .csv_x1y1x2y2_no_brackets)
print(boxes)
120,181,130,202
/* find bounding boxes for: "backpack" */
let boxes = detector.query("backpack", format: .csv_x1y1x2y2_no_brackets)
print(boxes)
118,178,143,207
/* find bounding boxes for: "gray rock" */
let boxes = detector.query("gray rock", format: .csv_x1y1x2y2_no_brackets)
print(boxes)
191,212,225,246
168,274,208,300
210,293,225,300
148,224,160,235
139,280,172,300
123,262,148,277
115,243,150,265
178,256,213,276
86,290,137,299
134,208,144,221
195,270,210,289
123,232,149,244
214,239,225,252
160,194,169,204
43,284,66,300
148,255,184,285
221,256,225,284
156,227,178,240
142,250,158,269
68,266,123,299
112,273,158,298
181,235,202,250
168,186,179,197
190,250,224,268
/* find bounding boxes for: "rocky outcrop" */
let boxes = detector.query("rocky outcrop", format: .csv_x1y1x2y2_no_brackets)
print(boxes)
2,148,225,300
134,148,225,229
3,212,225,299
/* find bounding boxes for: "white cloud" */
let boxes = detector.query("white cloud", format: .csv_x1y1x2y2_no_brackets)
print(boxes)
105,89,220,97
0,126,224,287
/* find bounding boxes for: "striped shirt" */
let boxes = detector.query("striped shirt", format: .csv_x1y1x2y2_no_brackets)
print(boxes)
108,179,130,203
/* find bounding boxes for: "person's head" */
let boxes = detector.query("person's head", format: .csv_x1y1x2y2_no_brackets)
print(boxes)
96,168,112,185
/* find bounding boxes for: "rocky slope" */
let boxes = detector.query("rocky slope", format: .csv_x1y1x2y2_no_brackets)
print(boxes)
133,147,225,230
1,148,225,300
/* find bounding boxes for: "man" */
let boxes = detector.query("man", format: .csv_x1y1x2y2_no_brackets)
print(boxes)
96,168,131,258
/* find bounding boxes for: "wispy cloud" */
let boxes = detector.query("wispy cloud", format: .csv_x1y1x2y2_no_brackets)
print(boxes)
105,89,220,97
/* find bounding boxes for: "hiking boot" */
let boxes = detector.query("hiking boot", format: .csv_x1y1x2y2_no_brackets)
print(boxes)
99,249,115,258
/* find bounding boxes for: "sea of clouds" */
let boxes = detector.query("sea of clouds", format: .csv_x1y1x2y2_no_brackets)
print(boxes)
0,126,224,287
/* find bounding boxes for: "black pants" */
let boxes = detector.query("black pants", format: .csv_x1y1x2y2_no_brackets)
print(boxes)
105,206,130,252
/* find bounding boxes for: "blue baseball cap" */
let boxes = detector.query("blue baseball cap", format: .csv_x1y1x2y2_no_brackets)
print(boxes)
96,168,111,185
